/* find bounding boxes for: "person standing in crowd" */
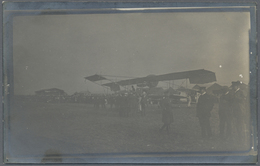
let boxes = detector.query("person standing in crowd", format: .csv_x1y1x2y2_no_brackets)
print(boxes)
218,87,232,139
230,81,246,141
196,87,214,139
93,96,99,109
195,92,200,103
140,91,147,116
108,95,115,110
160,92,173,134
187,93,192,107
100,96,106,109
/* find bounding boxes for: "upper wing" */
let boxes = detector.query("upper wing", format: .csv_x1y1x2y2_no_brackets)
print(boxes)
154,69,216,84
84,74,107,82
102,69,216,87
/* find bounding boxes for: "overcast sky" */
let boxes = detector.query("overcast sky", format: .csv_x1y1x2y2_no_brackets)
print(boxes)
13,11,251,95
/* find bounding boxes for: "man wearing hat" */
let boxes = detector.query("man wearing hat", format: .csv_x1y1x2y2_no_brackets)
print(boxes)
218,86,232,139
196,87,214,139
230,81,246,140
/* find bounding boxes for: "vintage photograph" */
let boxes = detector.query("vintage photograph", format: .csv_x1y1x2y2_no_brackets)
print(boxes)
3,2,257,164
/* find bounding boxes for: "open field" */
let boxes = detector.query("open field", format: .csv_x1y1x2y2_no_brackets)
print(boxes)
5,100,252,162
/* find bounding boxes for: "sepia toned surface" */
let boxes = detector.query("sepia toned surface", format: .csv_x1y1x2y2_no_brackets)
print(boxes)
13,12,250,95
3,2,257,164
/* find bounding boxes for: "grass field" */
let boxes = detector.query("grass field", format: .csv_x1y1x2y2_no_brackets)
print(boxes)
5,100,253,162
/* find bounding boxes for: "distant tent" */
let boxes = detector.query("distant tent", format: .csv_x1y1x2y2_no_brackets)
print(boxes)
206,83,223,95
35,88,67,96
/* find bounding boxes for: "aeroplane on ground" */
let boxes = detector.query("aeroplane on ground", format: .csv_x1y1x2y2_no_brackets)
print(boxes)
84,69,216,92
85,69,216,104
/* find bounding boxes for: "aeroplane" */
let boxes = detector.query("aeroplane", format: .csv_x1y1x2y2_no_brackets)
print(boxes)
84,69,216,104
84,69,216,92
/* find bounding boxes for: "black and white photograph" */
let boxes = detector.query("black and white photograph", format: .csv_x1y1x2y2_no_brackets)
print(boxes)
2,2,258,164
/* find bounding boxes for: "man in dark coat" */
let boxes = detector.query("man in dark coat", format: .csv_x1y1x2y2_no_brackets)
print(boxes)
160,93,173,134
218,87,232,139
196,87,214,139
230,81,246,140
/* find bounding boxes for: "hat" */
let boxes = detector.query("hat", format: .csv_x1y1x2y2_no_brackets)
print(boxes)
232,81,241,86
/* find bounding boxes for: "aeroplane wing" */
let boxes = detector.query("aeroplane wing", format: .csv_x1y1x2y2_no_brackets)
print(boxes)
84,74,121,91
84,74,107,82
155,69,216,84
102,69,216,87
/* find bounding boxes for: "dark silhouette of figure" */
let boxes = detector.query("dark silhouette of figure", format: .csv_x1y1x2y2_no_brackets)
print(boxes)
100,96,106,109
160,95,173,134
218,87,232,139
196,87,214,139
230,81,246,141
93,97,99,109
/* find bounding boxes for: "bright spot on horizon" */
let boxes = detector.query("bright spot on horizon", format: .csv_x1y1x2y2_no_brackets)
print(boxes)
219,65,222,68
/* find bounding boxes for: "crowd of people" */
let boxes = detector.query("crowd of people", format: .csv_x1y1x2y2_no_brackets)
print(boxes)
196,81,249,141
91,92,148,117
26,80,250,142
152,80,249,142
